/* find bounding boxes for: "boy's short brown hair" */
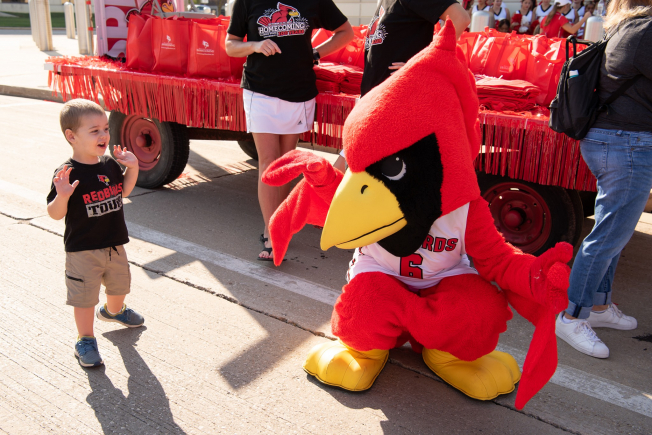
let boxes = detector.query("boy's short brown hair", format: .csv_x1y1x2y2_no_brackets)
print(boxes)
59,99,105,141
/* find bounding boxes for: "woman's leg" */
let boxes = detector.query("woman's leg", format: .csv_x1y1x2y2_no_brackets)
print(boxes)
566,129,652,319
253,132,300,259
278,133,300,200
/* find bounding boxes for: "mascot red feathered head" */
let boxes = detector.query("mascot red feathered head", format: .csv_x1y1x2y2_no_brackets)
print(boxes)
321,20,484,257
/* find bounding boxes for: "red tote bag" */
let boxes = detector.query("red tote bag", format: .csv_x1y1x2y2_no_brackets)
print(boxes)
338,38,364,66
457,32,479,66
126,13,155,71
525,36,565,106
483,33,530,80
151,17,191,75
188,21,231,78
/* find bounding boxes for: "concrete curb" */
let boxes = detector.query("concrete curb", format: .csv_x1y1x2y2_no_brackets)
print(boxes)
0,84,63,103
0,27,66,30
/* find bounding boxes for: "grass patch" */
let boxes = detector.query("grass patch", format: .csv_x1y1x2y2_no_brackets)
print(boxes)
0,12,66,28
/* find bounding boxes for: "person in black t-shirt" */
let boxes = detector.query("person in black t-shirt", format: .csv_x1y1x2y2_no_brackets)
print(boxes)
361,0,470,96
47,99,145,368
226,0,353,261
333,0,470,172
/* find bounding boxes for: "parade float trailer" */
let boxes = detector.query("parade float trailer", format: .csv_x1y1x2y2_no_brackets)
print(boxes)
45,0,596,256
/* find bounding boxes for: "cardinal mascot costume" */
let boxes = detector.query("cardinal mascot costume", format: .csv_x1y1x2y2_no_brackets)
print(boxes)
261,20,571,409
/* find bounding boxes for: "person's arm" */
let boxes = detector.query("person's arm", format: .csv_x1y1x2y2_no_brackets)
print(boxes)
561,12,590,34
511,12,521,29
224,0,281,58
442,3,471,39
314,21,354,59
505,7,510,21
225,34,281,57
634,26,652,81
47,165,78,220
112,146,139,198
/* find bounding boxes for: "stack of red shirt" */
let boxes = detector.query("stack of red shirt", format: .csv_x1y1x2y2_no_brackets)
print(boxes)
316,80,340,93
314,62,363,95
314,62,347,83
340,65,363,95
475,76,541,112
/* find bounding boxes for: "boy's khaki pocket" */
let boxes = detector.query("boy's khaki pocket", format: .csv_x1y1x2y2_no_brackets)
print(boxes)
65,250,102,307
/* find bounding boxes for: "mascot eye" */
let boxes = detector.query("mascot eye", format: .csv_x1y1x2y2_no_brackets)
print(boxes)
381,156,406,180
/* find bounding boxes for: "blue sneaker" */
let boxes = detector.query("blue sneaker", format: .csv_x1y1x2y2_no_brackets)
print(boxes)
74,337,103,367
96,304,145,328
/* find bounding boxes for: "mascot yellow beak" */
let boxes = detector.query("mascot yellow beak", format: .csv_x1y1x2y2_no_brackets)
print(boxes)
320,170,406,251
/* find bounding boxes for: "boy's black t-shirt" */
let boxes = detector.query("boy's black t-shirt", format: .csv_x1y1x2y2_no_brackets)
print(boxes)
361,0,456,96
228,0,348,102
46,156,129,252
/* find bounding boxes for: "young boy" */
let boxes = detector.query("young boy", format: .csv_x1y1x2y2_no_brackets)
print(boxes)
47,99,144,368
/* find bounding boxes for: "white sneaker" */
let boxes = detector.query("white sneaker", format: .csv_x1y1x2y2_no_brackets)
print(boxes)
588,304,637,330
555,314,609,358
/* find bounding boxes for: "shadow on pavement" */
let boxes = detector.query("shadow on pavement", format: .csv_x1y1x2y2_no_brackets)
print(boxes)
299,348,523,435
83,327,185,434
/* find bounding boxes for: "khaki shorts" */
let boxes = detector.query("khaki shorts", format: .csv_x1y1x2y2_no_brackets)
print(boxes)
65,245,131,308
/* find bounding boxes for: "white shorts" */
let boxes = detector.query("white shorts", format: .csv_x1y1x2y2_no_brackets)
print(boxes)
243,89,316,134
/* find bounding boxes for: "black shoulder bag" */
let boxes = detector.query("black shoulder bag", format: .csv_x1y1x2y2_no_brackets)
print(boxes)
549,34,641,140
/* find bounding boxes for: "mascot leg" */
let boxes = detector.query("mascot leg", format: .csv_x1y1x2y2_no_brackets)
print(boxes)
413,274,521,400
305,272,412,391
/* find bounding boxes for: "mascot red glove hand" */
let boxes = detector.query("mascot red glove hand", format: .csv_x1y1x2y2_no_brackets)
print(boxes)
262,150,344,266
529,242,572,312
262,149,339,188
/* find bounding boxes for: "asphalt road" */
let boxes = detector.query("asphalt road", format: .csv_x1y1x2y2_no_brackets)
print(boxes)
0,94,651,434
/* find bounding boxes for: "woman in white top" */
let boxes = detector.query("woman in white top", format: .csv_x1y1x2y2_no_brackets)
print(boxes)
562,4,576,21
577,1,595,37
535,0,553,19
492,0,510,22
472,0,490,14
511,0,536,33
491,0,510,22
571,0,586,22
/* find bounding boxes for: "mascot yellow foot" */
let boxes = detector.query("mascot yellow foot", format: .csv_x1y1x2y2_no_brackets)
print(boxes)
423,348,521,400
303,340,389,391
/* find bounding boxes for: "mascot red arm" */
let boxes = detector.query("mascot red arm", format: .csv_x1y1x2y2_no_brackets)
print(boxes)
262,20,570,410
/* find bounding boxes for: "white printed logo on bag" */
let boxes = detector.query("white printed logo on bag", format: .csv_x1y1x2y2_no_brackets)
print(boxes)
257,2,309,38
197,39,214,56
162,35,175,50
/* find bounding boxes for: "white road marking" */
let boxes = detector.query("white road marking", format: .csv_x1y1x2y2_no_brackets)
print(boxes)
497,344,652,418
2,179,651,418
127,222,340,306
0,179,47,204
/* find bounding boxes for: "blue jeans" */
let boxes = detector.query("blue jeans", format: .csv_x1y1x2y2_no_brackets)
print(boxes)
566,128,652,319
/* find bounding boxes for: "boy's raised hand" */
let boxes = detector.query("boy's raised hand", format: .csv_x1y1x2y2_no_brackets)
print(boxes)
53,165,79,198
113,145,139,169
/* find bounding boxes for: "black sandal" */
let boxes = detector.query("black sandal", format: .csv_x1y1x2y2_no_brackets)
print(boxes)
258,234,274,262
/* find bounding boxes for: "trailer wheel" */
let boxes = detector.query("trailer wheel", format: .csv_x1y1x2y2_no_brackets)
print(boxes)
238,140,258,161
109,112,190,188
477,173,584,256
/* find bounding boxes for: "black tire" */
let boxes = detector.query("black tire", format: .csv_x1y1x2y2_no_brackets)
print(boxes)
238,140,258,161
109,112,190,189
477,172,584,256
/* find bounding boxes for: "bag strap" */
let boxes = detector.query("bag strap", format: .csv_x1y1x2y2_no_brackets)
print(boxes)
598,75,642,112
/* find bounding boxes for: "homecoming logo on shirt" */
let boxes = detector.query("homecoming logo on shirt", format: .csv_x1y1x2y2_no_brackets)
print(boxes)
365,6,387,49
257,2,309,38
